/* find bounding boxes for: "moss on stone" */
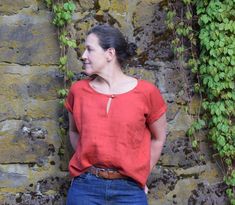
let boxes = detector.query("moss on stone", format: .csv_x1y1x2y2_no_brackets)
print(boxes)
99,0,110,11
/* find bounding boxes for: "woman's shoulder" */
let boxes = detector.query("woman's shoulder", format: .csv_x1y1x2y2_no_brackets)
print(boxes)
70,78,89,88
69,78,90,92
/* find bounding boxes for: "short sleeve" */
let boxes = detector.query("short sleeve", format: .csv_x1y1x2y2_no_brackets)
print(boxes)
146,86,167,125
64,86,74,113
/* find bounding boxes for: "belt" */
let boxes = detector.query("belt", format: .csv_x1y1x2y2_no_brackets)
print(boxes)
87,166,128,180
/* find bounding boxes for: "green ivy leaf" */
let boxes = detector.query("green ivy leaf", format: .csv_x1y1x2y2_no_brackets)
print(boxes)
60,56,68,65
228,49,234,56
218,136,226,146
62,12,71,21
186,11,192,20
64,2,76,12
192,140,198,148
200,14,210,24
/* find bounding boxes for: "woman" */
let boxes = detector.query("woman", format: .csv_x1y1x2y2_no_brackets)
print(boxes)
65,24,167,205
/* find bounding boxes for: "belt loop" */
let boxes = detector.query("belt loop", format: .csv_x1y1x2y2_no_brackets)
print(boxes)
70,178,74,186
95,167,99,177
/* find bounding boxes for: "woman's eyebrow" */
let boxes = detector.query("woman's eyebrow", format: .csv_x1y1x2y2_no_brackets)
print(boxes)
85,44,92,48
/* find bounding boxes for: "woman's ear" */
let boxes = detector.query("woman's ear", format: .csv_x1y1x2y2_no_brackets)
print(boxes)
106,47,116,62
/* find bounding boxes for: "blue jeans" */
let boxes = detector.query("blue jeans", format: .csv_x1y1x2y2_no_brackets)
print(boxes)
66,172,148,205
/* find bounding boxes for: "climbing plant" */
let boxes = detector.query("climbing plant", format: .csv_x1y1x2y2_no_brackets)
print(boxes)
45,0,76,100
196,1,235,203
44,0,77,160
166,0,235,203
165,0,199,147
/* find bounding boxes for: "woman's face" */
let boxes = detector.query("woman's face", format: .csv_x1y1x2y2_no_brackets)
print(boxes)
82,33,108,76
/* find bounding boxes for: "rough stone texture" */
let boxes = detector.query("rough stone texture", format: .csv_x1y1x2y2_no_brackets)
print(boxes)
0,120,48,164
188,182,229,205
0,64,63,100
0,12,59,65
0,0,228,204
0,0,39,15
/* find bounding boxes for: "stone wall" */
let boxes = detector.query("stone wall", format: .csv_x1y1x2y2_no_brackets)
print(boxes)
0,0,228,204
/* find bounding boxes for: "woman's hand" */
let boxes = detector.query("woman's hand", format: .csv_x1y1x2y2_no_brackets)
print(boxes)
144,185,149,194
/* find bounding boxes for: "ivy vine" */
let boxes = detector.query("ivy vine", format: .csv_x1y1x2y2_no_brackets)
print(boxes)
44,0,77,160
196,1,235,203
167,0,234,203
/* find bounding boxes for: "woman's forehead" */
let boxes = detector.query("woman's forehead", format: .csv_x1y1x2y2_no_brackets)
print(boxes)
85,33,100,45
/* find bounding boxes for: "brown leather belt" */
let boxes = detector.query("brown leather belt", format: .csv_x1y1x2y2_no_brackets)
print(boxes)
87,166,128,180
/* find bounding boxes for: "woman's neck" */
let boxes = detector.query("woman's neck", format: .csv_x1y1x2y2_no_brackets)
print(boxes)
94,66,127,89
90,65,138,95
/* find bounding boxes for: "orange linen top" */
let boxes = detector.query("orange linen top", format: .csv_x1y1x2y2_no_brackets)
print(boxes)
64,78,167,188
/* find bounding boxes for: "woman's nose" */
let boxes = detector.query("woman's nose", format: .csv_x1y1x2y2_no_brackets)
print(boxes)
82,50,87,60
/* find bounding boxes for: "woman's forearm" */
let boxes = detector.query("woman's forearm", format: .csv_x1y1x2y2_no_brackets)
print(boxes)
68,112,80,151
150,139,165,171
69,130,79,151
149,114,167,171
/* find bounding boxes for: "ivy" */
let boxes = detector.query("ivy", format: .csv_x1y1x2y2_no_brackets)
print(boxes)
59,31,77,48
167,0,235,203
52,2,76,27
44,0,77,159
197,0,235,203
45,0,77,101
45,0,52,8
165,0,199,147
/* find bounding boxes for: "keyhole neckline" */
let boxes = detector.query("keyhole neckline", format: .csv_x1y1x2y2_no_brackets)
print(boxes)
87,78,140,98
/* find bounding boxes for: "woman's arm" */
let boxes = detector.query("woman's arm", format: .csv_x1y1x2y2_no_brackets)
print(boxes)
149,113,167,171
68,112,80,151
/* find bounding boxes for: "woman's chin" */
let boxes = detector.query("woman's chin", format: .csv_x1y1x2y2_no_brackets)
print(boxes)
84,68,95,76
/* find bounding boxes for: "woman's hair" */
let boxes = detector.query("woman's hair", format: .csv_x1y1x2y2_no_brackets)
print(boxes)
87,24,137,66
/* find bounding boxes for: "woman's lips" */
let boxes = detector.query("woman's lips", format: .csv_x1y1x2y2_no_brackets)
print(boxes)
82,62,90,70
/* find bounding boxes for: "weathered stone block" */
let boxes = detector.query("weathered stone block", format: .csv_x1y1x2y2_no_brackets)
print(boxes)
25,99,61,119
67,48,84,74
0,98,25,121
99,0,111,11
0,120,50,164
148,162,226,205
110,0,127,13
188,182,229,205
0,12,60,65
161,137,202,168
148,166,178,197
166,103,181,121
78,0,94,11
0,64,29,99
27,72,62,100
0,174,70,204
0,0,39,15
188,95,201,115
125,67,156,83
168,109,193,132
30,119,61,144
133,1,173,61
157,67,186,94
0,64,63,100
0,193,66,205
0,164,29,188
